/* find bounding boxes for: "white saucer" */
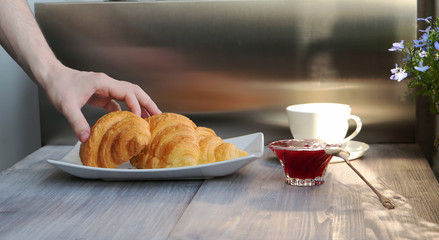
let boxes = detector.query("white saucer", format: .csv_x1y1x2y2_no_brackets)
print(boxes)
330,140,370,163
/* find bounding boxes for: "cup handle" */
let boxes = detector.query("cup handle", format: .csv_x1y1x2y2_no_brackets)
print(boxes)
343,115,362,143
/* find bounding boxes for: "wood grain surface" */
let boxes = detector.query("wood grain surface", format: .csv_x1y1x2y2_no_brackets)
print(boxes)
1,144,439,240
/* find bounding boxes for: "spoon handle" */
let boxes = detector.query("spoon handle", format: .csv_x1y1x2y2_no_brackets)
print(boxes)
343,158,395,209
326,148,395,209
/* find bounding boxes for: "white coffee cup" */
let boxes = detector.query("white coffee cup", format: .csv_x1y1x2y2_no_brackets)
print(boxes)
286,103,362,144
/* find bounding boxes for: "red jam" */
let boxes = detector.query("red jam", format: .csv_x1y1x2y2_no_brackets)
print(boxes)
268,139,336,186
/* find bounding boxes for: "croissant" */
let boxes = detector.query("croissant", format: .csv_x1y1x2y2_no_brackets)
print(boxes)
196,126,217,141
79,111,151,168
131,113,248,169
197,127,248,165
130,113,200,169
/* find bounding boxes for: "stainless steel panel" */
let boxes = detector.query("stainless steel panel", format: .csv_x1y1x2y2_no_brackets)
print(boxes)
35,0,416,144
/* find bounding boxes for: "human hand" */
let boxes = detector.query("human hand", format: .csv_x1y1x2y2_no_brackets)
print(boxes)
0,0,161,143
40,65,161,143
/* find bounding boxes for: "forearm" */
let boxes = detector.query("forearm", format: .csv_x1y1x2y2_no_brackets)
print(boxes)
0,0,161,142
0,0,63,88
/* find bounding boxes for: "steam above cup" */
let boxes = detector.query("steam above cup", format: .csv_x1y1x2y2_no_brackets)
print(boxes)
286,103,362,144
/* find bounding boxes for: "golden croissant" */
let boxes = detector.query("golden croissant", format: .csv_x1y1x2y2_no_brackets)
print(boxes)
130,113,200,169
197,127,248,165
131,113,248,169
79,111,151,168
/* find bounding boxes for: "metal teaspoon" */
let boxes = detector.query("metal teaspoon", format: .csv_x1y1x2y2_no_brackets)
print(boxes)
325,148,395,209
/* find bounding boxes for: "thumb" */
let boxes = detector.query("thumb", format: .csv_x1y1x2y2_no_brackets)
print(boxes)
63,106,91,143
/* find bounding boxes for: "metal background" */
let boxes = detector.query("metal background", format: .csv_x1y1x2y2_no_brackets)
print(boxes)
35,0,416,145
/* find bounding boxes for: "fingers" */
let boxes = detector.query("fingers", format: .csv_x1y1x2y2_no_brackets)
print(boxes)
97,76,161,117
45,69,160,144
122,89,142,117
61,103,91,143
123,83,161,117
132,84,162,116
141,107,151,119
103,99,121,112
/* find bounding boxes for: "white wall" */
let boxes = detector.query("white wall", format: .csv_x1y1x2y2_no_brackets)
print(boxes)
0,0,101,172
0,48,40,172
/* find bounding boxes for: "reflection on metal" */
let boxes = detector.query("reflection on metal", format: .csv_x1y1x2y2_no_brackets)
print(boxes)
36,0,416,144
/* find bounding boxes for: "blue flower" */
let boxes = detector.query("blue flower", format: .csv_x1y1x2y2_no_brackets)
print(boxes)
390,65,399,74
388,40,404,51
414,40,426,48
390,64,408,82
435,41,439,50
418,16,433,23
414,61,430,72
420,33,429,42
419,26,432,33
419,50,428,58
415,66,430,72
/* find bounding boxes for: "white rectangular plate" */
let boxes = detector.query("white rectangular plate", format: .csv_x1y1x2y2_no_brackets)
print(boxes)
47,132,264,180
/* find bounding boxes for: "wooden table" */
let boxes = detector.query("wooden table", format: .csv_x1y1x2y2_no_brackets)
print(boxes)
1,144,439,239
